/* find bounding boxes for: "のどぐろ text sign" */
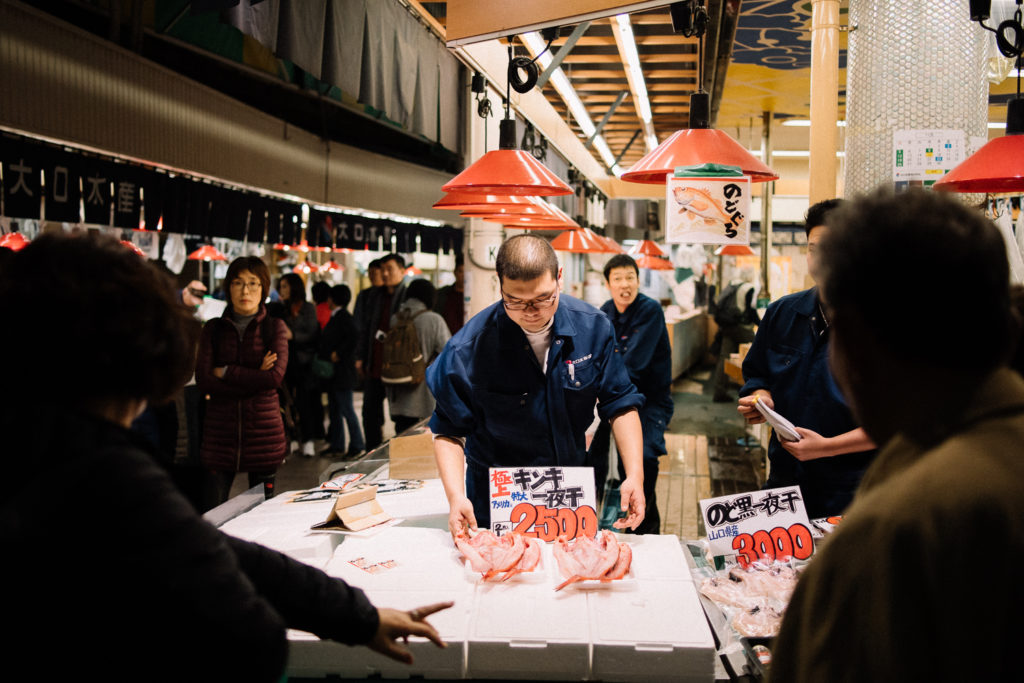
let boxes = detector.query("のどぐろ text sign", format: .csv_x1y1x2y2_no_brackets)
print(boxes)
488,466,597,541
699,486,814,566
666,175,751,246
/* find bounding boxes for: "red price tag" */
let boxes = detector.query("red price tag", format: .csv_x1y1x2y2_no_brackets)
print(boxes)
731,523,814,567
510,503,598,542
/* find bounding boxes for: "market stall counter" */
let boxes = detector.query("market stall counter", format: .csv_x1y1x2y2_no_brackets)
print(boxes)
209,426,719,681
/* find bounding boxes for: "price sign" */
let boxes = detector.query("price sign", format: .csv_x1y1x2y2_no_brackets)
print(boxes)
699,486,814,566
488,466,597,541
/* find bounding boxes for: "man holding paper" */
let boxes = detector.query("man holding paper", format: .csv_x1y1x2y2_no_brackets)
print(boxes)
737,199,875,518
427,235,647,535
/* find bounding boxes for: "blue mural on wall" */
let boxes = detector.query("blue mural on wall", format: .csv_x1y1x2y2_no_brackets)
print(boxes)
732,0,848,70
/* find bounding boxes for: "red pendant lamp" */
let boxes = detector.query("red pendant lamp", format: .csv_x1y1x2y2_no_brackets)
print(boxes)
635,254,674,270
443,119,573,197
714,244,756,256
322,260,344,272
551,228,622,253
187,244,227,261
935,98,1024,192
620,6,777,186
294,260,319,274
0,232,30,251
628,237,666,257
121,240,146,257
433,192,539,211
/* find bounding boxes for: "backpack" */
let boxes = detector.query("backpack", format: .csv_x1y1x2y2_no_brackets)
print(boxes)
380,309,427,385
713,282,755,327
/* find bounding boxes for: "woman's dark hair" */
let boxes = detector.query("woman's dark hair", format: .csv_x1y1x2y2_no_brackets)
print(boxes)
0,232,201,410
603,254,639,281
223,256,270,301
405,278,436,308
329,284,352,309
278,272,307,304
311,280,331,304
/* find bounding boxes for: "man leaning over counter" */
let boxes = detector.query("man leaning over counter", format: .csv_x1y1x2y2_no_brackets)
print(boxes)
427,234,647,535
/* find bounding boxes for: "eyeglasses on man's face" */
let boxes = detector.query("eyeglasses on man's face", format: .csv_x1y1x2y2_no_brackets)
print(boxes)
501,290,558,311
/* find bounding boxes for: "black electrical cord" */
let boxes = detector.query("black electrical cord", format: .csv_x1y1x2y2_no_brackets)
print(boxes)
507,34,555,94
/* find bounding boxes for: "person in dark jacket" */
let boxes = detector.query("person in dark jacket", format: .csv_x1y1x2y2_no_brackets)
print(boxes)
355,253,409,450
319,284,366,458
0,232,450,683
434,253,465,334
270,272,322,457
197,257,289,502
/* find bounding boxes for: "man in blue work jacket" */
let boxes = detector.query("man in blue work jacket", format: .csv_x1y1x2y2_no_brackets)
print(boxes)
588,254,674,534
427,234,647,535
737,199,876,518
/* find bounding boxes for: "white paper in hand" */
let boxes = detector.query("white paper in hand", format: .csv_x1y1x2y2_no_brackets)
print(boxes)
754,396,802,442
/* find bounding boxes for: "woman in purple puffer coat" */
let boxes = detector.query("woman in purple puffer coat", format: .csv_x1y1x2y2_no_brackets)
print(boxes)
197,256,289,503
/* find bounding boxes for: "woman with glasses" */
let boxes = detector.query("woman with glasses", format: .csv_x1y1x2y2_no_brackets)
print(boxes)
197,256,289,503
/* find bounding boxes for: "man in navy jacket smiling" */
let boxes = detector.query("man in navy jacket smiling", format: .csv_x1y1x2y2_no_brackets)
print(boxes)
428,235,646,534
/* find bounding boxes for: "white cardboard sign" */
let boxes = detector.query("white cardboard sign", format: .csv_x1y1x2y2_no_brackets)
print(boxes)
666,175,751,245
488,466,598,541
699,486,815,566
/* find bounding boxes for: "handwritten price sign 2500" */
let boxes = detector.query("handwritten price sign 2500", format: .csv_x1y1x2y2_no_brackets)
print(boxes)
510,503,598,542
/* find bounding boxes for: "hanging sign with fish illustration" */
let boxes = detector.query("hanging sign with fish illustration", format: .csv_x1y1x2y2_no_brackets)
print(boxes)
488,466,598,541
666,174,752,246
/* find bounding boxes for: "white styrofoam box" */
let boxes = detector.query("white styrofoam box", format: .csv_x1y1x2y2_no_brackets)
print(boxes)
218,493,337,538
286,587,471,680
589,579,715,683
627,534,694,582
376,479,450,519
467,578,591,680
223,525,337,569
324,527,471,592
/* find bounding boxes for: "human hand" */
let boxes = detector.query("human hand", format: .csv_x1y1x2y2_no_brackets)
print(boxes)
737,390,772,425
330,351,340,363
447,495,477,537
213,366,227,379
355,359,365,378
260,351,277,371
613,476,646,530
367,603,452,664
780,427,835,461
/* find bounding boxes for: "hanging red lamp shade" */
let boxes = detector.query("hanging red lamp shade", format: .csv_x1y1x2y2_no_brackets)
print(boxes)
443,120,573,197
489,214,579,230
322,260,344,272
551,228,622,253
935,99,1024,192
121,240,146,257
272,242,291,251
635,254,674,270
294,260,319,274
187,244,227,261
460,204,550,218
598,234,624,253
714,244,756,256
433,191,538,211
621,93,778,185
628,239,666,257
406,265,423,276
0,232,30,251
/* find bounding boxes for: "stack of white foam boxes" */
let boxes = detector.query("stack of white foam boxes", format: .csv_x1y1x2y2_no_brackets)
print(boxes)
285,527,715,681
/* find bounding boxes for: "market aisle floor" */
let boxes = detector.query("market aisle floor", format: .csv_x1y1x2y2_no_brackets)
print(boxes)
239,363,767,538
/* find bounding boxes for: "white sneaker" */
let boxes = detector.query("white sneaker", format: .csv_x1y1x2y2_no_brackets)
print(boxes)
290,440,300,454
302,441,316,457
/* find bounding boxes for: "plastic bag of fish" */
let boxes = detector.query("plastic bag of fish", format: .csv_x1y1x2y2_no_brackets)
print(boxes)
699,560,803,638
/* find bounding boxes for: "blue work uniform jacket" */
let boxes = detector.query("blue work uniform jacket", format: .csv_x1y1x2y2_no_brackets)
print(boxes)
600,293,674,458
740,287,876,517
427,294,645,526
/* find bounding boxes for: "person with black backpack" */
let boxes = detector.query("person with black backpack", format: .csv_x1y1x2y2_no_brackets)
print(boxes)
383,279,451,434
710,268,760,402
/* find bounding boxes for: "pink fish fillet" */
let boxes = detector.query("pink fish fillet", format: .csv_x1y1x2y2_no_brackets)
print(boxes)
554,531,626,591
455,530,527,579
497,537,543,582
